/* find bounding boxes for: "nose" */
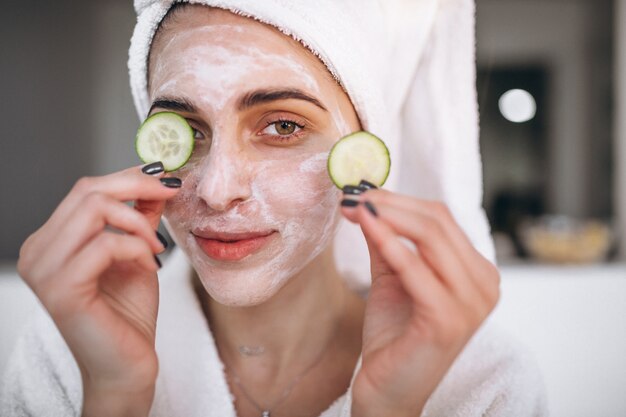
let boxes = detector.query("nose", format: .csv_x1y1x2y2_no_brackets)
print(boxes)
195,145,252,212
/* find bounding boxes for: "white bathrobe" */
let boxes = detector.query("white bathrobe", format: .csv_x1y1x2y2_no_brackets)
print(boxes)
0,247,547,417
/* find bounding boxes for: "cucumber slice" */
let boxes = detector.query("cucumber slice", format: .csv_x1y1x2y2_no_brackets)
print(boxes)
135,112,194,172
327,131,391,189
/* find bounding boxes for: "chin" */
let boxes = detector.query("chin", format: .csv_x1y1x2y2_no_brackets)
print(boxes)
193,263,298,307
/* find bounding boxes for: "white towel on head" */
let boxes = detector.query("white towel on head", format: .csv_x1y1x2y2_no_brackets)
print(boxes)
127,0,495,290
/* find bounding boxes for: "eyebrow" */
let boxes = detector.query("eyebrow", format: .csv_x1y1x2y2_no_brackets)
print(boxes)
149,88,328,116
149,97,198,115
238,88,327,112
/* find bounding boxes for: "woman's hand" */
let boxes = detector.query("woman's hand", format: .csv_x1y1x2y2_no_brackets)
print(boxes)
16,163,181,416
340,186,500,417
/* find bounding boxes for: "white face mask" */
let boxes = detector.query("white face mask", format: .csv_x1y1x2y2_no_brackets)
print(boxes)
150,22,352,306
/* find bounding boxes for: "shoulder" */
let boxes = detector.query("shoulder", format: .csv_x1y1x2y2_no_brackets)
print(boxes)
0,302,82,416
421,318,549,417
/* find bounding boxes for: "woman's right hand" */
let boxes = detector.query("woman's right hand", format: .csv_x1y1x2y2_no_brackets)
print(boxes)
16,162,182,416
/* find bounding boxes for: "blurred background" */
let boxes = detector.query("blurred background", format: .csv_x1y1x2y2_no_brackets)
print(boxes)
0,0,625,416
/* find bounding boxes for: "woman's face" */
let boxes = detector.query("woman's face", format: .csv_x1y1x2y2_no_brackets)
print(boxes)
148,6,360,306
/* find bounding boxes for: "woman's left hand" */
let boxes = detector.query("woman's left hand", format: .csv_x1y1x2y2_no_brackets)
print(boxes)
340,186,501,417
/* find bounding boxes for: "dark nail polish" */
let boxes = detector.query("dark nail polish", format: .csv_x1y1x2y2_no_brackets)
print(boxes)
160,177,182,188
342,185,364,195
364,200,378,217
142,161,164,175
154,255,162,269
156,231,168,249
341,199,360,207
359,180,378,190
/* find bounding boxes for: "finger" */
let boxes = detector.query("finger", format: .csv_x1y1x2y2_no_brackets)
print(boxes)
41,232,158,315
75,163,181,201
354,189,482,268
362,201,481,306
34,192,165,279
134,199,167,231
341,197,405,279
353,202,448,307
134,161,168,230
340,197,361,223
361,220,395,280
346,197,498,314
27,163,178,259
350,190,497,293
135,162,165,229
45,164,179,236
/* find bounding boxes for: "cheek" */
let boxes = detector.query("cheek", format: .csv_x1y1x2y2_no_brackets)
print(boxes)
162,167,202,227
256,152,339,219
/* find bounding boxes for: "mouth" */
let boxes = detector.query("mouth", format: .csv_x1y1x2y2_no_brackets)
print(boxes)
191,229,277,261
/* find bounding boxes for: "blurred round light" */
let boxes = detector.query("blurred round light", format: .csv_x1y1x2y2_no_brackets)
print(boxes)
498,89,536,123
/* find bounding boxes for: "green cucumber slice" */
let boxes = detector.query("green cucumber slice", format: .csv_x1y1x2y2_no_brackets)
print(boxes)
135,112,194,172
327,131,391,189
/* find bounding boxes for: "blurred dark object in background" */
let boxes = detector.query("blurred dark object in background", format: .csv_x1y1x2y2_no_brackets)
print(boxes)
489,188,544,258
0,1,138,261
476,0,617,263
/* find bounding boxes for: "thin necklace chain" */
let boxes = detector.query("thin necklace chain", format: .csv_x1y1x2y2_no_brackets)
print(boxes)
226,334,330,417
224,302,345,417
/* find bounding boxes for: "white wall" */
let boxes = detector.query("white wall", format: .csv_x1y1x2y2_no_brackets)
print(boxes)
490,263,626,416
91,2,141,175
0,1,139,260
0,2,97,260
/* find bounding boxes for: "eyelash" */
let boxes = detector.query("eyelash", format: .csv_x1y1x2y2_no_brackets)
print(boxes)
260,117,306,143
185,117,306,144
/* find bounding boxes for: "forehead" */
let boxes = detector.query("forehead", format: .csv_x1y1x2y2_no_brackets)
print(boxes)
149,6,330,94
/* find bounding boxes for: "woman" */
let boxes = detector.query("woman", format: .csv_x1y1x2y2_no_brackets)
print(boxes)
1,1,547,416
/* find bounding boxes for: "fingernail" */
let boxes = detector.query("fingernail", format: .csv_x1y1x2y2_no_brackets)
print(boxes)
156,231,168,249
364,200,378,217
342,185,364,195
359,180,378,190
142,161,164,175
341,198,360,207
154,255,162,269
160,177,182,188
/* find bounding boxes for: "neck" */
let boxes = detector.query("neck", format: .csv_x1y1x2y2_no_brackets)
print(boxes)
197,244,353,383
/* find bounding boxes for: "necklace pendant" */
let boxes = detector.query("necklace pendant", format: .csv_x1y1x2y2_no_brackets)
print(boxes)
238,345,265,356
262,412,270,417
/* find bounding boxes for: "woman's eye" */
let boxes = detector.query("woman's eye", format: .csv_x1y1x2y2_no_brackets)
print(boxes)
263,120,303,136
192,127,204,140
275,121,297,135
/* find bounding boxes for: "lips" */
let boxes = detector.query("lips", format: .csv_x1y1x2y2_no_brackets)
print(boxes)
192,229,276,261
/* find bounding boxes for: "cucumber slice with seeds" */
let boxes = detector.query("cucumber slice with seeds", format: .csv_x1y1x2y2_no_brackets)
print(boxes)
135,112,194,172
327,131,391,189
